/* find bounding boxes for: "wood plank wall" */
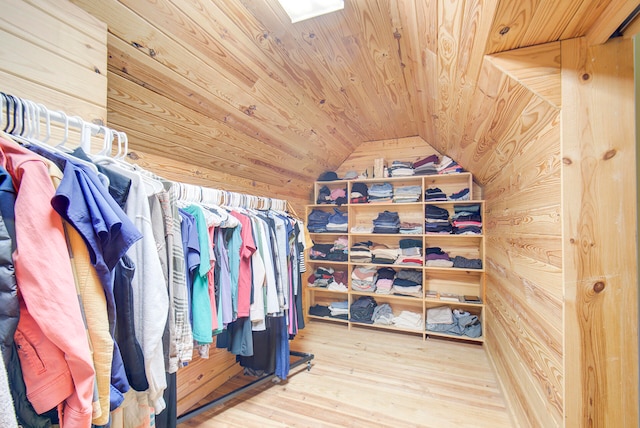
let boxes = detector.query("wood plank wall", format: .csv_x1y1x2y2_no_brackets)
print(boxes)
447,44,564,427
562,37,637,427
0,0,107,128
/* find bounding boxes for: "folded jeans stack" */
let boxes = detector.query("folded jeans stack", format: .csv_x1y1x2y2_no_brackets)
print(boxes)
373,210,400,234
307,209,331,233
369,182,393,203
326,208,348,232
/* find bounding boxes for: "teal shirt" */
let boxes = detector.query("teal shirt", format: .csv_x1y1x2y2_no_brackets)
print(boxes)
183,205,213,344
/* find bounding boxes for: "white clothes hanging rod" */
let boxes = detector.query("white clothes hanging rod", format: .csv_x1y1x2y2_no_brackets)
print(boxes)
2,91,293,214
1,91,124,154
173,180,288,212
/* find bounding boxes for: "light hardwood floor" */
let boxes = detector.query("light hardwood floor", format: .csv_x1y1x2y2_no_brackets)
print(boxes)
179,321,513,427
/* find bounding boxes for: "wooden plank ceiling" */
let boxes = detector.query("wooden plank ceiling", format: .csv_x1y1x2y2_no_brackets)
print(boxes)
70,0,635,204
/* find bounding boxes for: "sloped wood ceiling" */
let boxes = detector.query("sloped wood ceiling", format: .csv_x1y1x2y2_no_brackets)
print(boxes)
70,0,635,208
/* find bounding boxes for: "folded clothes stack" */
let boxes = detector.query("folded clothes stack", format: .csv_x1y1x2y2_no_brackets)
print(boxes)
372,210,400,234
374,267,396,294
392,310,423,330
388,160,414,177
437,155,464,174
448,188,470,201
369,182,394,203
307,208,331,233
350,241,373,263
424,246,453,267
425,205,452,234
393,185,422,203
371,243,399,264
350,182,369,204
351,266,378,292
396,239,423,266
399,221,422,234
452,204,482,235
350,296,378,324
309,236,348,261
413,154,439,175
392,269,423,296
424,187,447,202
426,307,482,338
316,185,348,205
326,208,348,232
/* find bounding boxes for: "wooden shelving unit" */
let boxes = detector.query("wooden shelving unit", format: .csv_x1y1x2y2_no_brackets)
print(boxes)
305,172,485,343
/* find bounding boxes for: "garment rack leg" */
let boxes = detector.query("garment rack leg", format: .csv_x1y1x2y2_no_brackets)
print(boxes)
175,351,314,425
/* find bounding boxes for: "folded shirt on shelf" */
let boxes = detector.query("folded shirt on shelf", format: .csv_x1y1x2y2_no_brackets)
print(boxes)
399,221,422,234
392,310,423,330
350,241,373,263
372,210,400,234
310,236,349,261
307,208,331,233
393,185,421,203
351,265,378,292
350,296,378,324
425,187,447,201
437,156,464,174
350,182,369,204
449,188,470,201
452,255,483,269
372,303,394,325
326,208,348,232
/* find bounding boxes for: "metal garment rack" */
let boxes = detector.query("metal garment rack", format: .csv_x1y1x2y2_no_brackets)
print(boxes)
176,350,314,424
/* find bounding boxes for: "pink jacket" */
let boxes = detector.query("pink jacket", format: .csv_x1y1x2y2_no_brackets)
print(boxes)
0,136,94,427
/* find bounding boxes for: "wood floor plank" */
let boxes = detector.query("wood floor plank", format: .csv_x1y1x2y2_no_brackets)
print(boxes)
179,322,512,427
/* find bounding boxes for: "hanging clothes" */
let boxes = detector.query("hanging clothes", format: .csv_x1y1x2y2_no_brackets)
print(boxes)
0,92,309,427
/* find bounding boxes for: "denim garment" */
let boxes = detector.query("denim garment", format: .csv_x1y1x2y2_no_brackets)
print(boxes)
328,208,348,225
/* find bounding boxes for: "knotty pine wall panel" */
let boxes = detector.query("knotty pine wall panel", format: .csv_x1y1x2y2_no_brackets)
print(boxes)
562,36,637,427
452,48,563,426
0,0,107,125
